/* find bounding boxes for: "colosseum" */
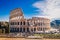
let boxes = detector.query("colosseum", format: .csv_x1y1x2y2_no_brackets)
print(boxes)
9,8,50,33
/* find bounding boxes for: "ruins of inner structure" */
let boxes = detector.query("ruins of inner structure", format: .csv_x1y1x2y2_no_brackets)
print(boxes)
9,8,50,33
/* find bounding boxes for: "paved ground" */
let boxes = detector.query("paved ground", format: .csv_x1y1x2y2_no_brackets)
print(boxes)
0,38,60,40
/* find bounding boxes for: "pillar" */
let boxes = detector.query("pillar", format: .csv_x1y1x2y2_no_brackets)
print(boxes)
25,28,26,32
22,27,23,32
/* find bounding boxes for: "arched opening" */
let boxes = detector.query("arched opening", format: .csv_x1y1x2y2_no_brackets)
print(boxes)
20,27,22,32
20,22,22,25
27,28,29,32
34,28,36,32
23,21,25,25
18,22,19,25
23,28,25,32
27,22,30,26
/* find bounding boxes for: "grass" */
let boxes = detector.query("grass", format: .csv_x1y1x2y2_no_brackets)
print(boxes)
33,34,60,39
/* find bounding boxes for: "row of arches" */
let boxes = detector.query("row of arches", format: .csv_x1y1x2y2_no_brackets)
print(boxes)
10,21,30,26
10,27,37,33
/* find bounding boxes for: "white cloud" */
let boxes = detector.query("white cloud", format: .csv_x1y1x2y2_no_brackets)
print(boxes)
32,0,60,21
0,15,9,22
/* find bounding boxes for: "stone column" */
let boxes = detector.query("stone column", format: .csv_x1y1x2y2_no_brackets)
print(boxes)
33,27,34,32
29,27,31,32
22,27,23,32
26,20,27,25
25,27,27,32
19,22,20,26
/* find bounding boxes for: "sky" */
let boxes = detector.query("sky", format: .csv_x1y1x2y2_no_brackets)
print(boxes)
0,0,60,21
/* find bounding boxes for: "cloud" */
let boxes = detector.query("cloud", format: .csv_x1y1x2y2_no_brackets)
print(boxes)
32,0,60,21
0,15,9,22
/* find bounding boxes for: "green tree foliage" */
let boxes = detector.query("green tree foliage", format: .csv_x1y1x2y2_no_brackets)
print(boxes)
0,22,9,34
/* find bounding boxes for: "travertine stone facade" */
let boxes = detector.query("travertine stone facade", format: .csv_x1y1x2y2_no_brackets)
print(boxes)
9,8,50,33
